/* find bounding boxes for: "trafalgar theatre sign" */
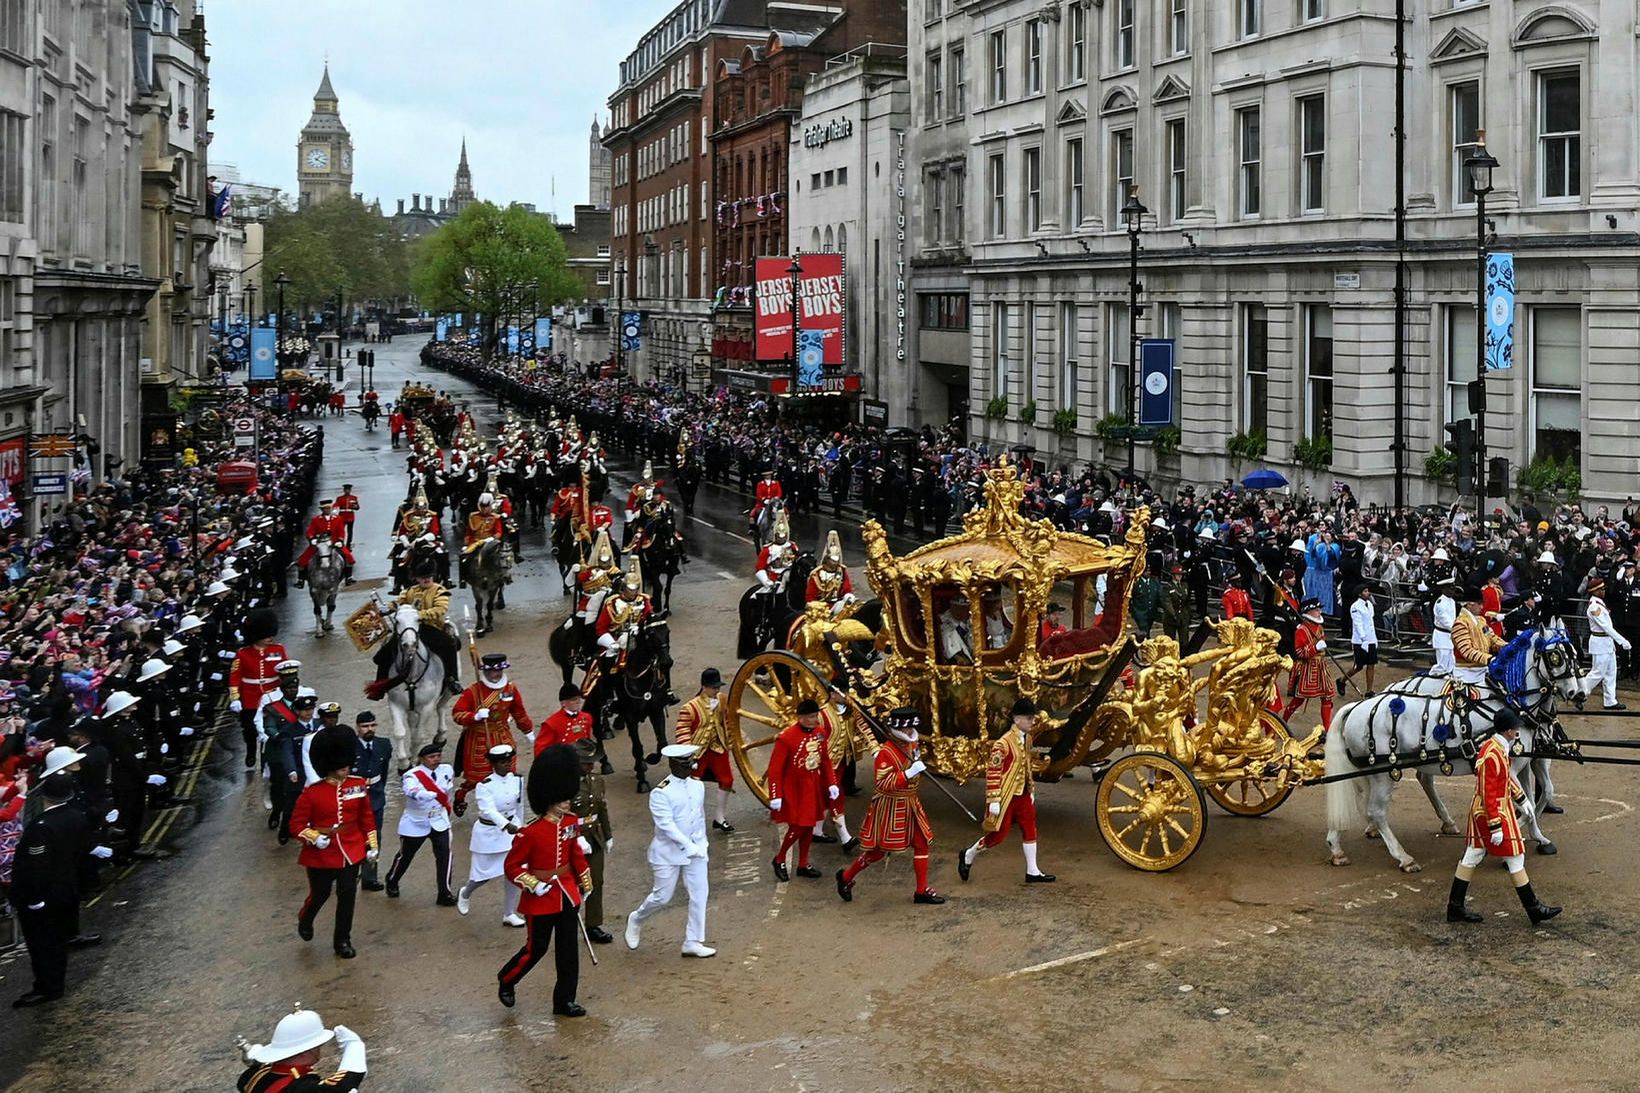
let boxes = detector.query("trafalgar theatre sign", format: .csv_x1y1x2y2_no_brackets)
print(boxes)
804,116,854,149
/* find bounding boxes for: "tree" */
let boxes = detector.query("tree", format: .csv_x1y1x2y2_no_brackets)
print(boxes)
262,197,412,314
411,202,582,357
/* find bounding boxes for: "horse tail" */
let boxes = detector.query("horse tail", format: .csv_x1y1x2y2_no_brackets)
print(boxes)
1325,714,1366,832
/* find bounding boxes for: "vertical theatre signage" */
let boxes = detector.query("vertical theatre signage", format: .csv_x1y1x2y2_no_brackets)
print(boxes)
754,253,846,365
895,130,907,364
1485,252,1515,372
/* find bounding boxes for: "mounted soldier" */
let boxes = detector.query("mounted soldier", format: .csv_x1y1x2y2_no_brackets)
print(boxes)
805,531,855,618
296,498,355,588
460,494,508,591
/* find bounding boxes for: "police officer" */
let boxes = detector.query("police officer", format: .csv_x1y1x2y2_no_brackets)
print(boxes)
571,737,614,944
352,711,392,891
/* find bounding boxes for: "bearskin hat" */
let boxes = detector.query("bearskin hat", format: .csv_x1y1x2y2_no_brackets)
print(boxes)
242,608,280,644
309,725,357,778
528,744,581,815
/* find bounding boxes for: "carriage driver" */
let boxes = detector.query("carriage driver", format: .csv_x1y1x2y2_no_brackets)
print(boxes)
368,562,463,698
1451,594,1504,686
596,558,652,660
805,531,855,616
295,498,355,588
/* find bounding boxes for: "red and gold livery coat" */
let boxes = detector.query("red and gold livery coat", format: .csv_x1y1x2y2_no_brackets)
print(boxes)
858,738,932,852
1466,735,1526,856
1290,620,1330,698
766,724,839,827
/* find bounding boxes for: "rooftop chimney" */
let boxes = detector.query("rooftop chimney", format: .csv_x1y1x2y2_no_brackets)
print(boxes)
397,198,405,215
413,193,421,211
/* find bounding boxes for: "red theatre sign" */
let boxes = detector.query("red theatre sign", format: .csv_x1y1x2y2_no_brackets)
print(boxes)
754,254,845,365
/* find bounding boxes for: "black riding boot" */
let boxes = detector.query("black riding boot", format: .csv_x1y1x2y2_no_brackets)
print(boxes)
1516,881,1562,924
1445,877,1482,922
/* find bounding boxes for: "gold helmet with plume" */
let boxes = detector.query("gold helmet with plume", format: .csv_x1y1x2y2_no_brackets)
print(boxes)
641,459,654,484
414,484,430,509
623,555,643,595
772,510,791,546
589,529,616,570
822,530,843,568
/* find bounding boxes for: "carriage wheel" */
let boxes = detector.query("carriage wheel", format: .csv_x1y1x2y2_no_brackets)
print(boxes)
1204,709,1298,818
1096,751,1208,872
726,650,832,806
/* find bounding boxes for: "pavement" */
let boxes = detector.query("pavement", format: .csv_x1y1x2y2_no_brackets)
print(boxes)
2,339,1639,1090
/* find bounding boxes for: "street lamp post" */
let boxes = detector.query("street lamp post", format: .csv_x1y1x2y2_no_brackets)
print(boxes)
1121,187,1148,478
1465,132,1498,498
614,261,625,375
274,272,291,369
787,255,804,407
246,283,258,328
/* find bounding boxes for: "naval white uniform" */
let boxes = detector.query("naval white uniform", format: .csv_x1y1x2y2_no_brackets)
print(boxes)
1430,593,1456,676
1585,595,1631,708
468,771,523,882
629,772,709,948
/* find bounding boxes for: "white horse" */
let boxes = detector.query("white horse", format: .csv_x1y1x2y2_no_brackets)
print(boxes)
308,537,345,636
383,602,450,772
1324,629,1584,872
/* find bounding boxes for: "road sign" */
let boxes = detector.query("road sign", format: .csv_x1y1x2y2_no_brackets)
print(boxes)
31,473,67,496
233,416,256,449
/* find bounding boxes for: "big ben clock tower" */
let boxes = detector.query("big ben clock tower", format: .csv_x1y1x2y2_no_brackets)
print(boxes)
296,65,354,207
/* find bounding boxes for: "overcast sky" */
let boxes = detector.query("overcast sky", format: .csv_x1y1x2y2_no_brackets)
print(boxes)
206,0,675,217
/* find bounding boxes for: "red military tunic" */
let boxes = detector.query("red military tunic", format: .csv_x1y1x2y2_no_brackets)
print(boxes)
297,512,354,566
452,680,534,786
1221,586,1254,620
551,485,583,521
595,593,652,640
534,706,594,755
858,738,932,852
1467,736,1526,856
752,477,783,517
1290,620,1330,698
507,813,591,915
290,775,378,868
586,504,613,535
765,724,839,827
805,567,853,605
335,492,360,529
230,642,288,710
464,511,507,550
1482,583,1505,638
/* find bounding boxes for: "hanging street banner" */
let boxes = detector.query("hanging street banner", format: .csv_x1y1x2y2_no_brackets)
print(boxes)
249,327,278,381
1138,339,1176,427
621,312,642,352
534,317,553,355
505,325,520,356
796,330,826,391
754,253,846,365
1485,252,1515,372
436,318,448,342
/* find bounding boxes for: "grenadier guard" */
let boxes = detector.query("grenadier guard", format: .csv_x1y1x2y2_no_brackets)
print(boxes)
383,743,457,906
497,745,592,1015
958,698,1055,885
624,743,714,957
1452,595,1504,686
1281,598,1334,728
750,466,783,521
1430,574,1458,676
836,707,944,905
352,711,392,891
451,653,535,811
676,668,735,832
804,530,855,615
1445,707,1562,925
295,498,355,587
229,609,286,770
595,558,651,662
289,727,379,959
334,483,360,548
1584,575,1630,710
571,737,615,944
766,699,841,882
457,743,526,925
237,1008,367,1093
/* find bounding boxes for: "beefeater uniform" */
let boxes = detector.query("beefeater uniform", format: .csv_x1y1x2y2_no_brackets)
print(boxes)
1281,617,1334,727
766,722,839,871
296,511,355,568
840,736,935,895
452,680,534,799
676,691,733,788
498,811,591,1011
290,774,378,951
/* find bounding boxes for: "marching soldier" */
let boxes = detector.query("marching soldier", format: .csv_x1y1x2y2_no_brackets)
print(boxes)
229,609,287,770
958,698,1055,885
624,743,714,957
1584,576,1630,710
1445,707,1562,926
384,743,457,906
451,652,535,812
675,668,735,832
290,726,379,959
352,711,392,892
335,483,360,548
1281,598,1334,729
766,699,840,882
571,737,615,944
295,498,355,587
804,531,855,616
368,563,463,698
457,743,526,925
1452,595,1504,687
237,1008,367,1092
836,707,944,905
497,745,592,1015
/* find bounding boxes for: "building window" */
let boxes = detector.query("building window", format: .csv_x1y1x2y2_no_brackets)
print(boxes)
991,302,1010,399
1237,107,1261,218
1301,0,1324,22
1059,303,1079,409
1298,95,1325,213
927,170,944,246
1026,19,1043,94
1108,303,1131,416
1111,129,1133,223
951,46,966,115
0,111,22,224
927,52,943,123
989,30,1007,104
1238,0,1260,39
1531,307,1581,464
1159,302,1183,425
1115,0,1135,69
951,165,966,242
1165,119,1186,223
1024,147,1042,231
1065,138,1084,226
0,0,24,54
1067,3,1086,83
928,0,943,16
988,152,1006,238
920,293,970,329
1451,81,1481,206
1445,304,1477,425
1170,0,1189,55
837,167,847,185
1243,304,1268,436
1538,69,1580,201
1303,304,1333,440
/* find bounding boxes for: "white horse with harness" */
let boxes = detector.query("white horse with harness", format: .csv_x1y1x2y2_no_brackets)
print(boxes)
1324,628,1584,872
307,536,345,637
382,601,451,772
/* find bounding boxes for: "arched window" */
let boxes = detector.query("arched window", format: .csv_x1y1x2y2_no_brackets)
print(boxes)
809,227,822,252
837,224,847,252
823,226,834,252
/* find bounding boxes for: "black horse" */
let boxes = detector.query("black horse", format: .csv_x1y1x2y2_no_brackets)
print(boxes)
599,619,675,793
736,552,814,659
392,536,450,593
634,504,687,614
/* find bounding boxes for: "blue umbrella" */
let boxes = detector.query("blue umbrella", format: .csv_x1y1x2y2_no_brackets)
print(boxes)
1241,469,1288,490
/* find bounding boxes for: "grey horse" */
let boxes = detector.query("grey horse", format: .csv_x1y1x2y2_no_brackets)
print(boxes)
467,536,513,637
307,537,345,637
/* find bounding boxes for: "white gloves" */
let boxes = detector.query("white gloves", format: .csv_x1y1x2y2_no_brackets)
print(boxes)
827,785,840,800
210,673,223,682
314,835,332,849
146,774,168,787
105,809,120,824
605,837,614,851
769,797,783,812
475,708,489,721
531,881,550,896
179,727,194,737
577,836,592,854
333,1024,367,1074
1490,829,1503,847
159,744,169,756
90,845,114,860
1315,640,1327,652
229,699,242,713
905,761,926,779
988,801,1002,817
689,842,707,859
366,848,379,862
26,901,44,910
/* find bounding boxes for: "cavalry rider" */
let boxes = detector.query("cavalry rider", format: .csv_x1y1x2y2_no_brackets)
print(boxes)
750,466,783,525
1445,706,1562,926
460,493,509,590
229,608,287,771
804,531,855,616
1451,594,1504,687
551,466,586,530
1430,574,1458,676
392,485,444,583
1281,598,1334,728
334,483,360,548
595,558,652,665
625,460,660,523
368,562,463,698
485,469,517,524
958,697,1055,886
451,652,535,814
675,667,735,833
295,498,355,588
837,707,944,906
569,530,623,650
754,512,796,597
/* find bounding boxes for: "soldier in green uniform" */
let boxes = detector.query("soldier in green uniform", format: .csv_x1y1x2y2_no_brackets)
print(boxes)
1160,565,1193,645
572,737,614,944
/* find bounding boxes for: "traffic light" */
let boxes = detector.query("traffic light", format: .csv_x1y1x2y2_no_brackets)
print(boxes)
1444,419,1475,496
1487,456,1509,499
1467,378,1486,416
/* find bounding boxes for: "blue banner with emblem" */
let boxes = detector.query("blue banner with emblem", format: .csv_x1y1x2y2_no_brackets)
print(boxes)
1138,339,1175,426
621,312,641,352
249,327,277,381
796,329,826,391
1485,252,1515,372
534,317,553,355
505,325,520,355
435,318,448,343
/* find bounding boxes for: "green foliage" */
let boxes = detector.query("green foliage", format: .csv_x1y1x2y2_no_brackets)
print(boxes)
1293,434,1333,470
1153,425,1182,457
1517,455,1581,501
1018,399,1037,425
262,197,411,311
1052,408,1079,438
1225,430,1268,459
1423,445,1455,483
984,396,1009,421
1095,412,1129,440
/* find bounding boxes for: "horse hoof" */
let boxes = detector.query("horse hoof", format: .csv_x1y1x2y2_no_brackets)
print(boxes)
1537,842,1558,856
1329,854,1351,867
644,752,661,765
1440,823,1461,836
636,780,651,794
1364,827,1381,840
1399,861,1423,874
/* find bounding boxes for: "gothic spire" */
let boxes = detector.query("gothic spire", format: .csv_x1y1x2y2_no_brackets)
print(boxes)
315,64,337,103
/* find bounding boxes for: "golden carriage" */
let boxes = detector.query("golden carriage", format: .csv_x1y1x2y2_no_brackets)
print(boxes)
724,457,1321,871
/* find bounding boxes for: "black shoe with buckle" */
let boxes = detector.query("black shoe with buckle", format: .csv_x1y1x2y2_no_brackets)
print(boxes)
771,859,790,883
712,820,735,833
588,925,614,944
811,833,838,844
914,890,946,905
1025,872,1057,884
836,869,853,902
796,865,822,879
957,850,972,882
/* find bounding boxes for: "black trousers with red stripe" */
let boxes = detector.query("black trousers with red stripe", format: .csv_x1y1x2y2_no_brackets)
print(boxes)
300,863,360,949
385,830,452,899
497,906,579,1009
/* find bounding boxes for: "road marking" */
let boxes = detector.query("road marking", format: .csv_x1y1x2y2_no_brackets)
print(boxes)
989,937,1148,981
690,513,753,547
715,570,738,581
1568,795,1635,825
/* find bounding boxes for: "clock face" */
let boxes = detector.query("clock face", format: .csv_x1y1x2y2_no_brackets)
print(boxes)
341,150,352,170
306,147,329,170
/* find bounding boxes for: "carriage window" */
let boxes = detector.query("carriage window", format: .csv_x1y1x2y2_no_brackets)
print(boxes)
931,586,975,665
977,584,1016,653
898,580,930,653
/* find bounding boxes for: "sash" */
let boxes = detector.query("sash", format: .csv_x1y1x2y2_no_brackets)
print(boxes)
412,768,452,814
